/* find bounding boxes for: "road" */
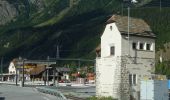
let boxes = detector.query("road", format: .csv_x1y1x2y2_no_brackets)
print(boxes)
0,84,57,100
47,85,95,98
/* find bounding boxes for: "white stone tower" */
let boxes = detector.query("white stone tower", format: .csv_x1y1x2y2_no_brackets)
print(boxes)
96,15,155,100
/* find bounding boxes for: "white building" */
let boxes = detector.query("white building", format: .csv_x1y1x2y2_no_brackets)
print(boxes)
8,61,16,74
96,15,156,100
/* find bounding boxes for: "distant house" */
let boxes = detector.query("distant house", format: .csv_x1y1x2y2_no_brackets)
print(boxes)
96,15,156,100
46,67,71,81
7,59,47,82
8,61,16,74
29,64,46,81
7,60,17,81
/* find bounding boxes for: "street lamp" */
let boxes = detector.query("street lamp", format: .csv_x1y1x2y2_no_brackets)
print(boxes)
53,66,56,86
47,56,50,86
22,59,26,87
0,57,3,81
15,68,18,86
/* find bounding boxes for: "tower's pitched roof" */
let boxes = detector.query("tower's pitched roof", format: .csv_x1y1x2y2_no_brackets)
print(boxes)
106,15,156,38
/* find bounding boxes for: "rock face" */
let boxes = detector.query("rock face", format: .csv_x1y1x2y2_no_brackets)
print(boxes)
29,0,45,10
0,0,17,25
0,0,46,25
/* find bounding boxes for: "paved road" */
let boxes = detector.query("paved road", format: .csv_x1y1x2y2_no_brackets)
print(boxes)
0,84,57,100
46,85,95,98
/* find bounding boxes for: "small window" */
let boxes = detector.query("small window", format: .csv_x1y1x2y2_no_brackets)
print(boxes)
10,71,12,74
146,44,151,50
110,46,115,55
110,26,113,31
129,74,137,85
139,43,144,50
133,74,137,85
132,42,137,50
129,74,132,85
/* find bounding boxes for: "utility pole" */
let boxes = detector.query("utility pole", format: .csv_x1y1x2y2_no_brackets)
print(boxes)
15,69,18,86
44,66,47,86
78,59,81,71
22,59,26,87
56,45,60,59
128,6,130,55
53,45,60,86
122,3,124,16
1,57,3,81
47,56,49,86
53,66,56,86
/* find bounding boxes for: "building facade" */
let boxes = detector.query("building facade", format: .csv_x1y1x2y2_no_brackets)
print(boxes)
96,15,156,100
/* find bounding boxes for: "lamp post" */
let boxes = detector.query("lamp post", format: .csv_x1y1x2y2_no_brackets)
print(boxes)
53,66,56,86
44,66,47,86
127,6,130,55
22,59,26,87
15,69,18,86
47,56,49,86
0,57,3,81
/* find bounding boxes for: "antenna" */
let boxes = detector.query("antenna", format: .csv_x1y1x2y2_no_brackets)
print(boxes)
56,45,60,59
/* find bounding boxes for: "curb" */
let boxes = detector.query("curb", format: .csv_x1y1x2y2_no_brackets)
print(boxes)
36,87,67,100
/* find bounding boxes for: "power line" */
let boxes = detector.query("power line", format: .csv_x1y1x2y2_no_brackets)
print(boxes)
49,58,95,62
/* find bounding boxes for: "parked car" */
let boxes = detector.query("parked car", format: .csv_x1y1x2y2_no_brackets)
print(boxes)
59,79,71,83
59,79,72,86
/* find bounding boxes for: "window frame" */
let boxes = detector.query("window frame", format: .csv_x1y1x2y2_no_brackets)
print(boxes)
139,43,144,50
110,46,115,56
146,43,151,51
133,74,137,85
132,42,137,50
129,74,132,85
129,74,137,86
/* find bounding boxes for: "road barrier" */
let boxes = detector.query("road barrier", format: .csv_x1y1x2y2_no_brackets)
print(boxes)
36,87,67,100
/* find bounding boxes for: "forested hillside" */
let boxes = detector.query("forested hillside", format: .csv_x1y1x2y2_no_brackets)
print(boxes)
0,0,170,75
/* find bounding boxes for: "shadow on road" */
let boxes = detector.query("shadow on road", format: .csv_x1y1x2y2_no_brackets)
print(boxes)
0,97,5,100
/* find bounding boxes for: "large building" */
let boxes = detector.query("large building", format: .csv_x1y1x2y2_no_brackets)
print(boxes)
96,15,156,100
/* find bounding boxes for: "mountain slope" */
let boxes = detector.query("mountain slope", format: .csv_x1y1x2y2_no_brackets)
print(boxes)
0,0,121,62
0,0,170,68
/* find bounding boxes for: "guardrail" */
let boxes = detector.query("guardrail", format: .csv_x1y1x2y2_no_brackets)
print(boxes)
36,87,67,100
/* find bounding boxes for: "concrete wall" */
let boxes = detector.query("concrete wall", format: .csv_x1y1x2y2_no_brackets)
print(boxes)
101,23,122,57
121,35,155,58
97,23,128,99
96,57,121,99
121,35,155,99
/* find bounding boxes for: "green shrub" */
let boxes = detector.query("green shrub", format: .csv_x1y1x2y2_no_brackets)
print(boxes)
87,96,117,100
